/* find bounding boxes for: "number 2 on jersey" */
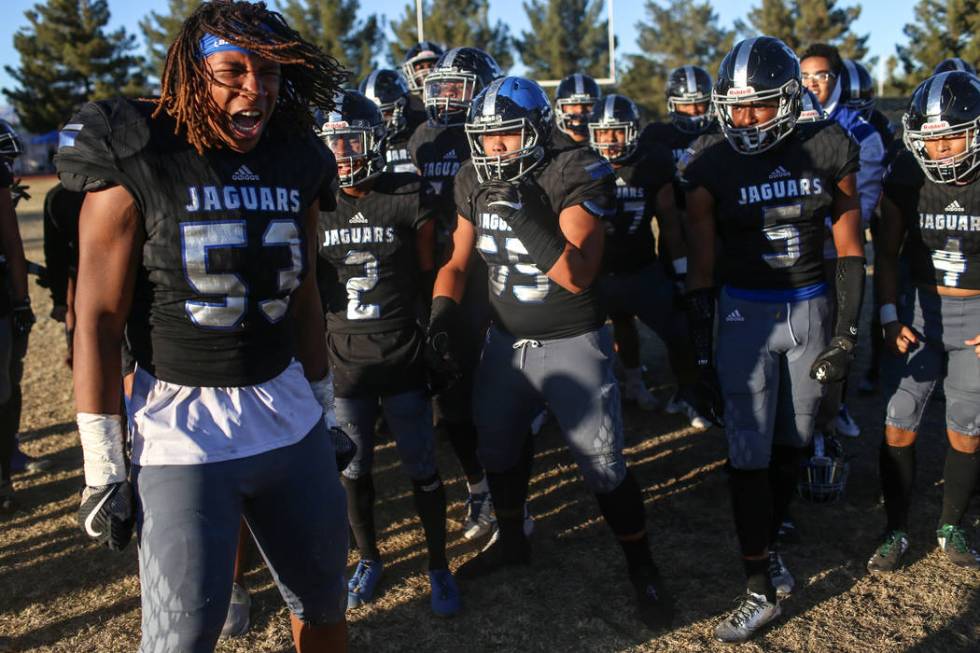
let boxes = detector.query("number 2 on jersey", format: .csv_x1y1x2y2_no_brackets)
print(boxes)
181,219,303,329
344,250,381,319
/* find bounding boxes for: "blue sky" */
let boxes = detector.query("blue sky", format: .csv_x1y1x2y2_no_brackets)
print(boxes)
0,0,918,93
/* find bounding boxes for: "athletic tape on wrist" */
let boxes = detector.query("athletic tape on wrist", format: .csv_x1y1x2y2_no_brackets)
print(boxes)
310,372,339,429
76,413,126,486
880,303,898,325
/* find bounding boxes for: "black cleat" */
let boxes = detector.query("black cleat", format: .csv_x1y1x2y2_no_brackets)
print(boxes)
630,565,674,630
455,532,530,580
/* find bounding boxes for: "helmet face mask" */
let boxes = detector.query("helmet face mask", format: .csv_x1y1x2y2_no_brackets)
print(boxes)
425,72,479,126
903,71,980,184
798,432,849,503
667,98,712,134
466,76,552,183
0,121,23,159
316,91,387,188
797,88,827,123
666,66,714,134
554,74,601,137
714,37,802,155
588,94,640,163
841,59,875,119
401,40,444,93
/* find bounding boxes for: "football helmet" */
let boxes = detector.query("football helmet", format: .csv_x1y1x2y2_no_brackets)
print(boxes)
359,68,411,136
933,57,976,76
0,120,24,160
903,71,980,184
424,47,503,127
713,36,802,154
798,432,849,503
401,40,445,93
554,73,602,137
316,90,387,187
840,59,875,117
465,76,552,183
587,94,641,163
797,88,827,123
666,65,713,134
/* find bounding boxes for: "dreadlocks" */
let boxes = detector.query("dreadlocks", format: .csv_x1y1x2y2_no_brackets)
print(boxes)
154,0,348,154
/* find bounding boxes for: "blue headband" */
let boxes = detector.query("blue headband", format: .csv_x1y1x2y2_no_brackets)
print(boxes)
199,32,253,59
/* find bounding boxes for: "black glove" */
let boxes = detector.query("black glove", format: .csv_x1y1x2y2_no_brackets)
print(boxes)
12,299,34,337
482,179,565,272
692,367,725,428
330,426,357,472
425,296,463,393
9,179,30,208
78,481,134,551
810,336,856,384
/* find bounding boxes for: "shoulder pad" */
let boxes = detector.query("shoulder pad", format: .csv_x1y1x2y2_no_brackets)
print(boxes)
452,160,480,219
54,98,155,193
883,149,923,187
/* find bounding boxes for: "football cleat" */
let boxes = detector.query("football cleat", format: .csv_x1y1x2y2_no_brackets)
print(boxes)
835,404,861,438
630,565,674,630
867,530,909,573
428,569,462,617
666,393,710,430
347,559,384,608
463,491,496,541
713,591,781,643
483,503,535,549
220,582,251,639
937,524,980,568
768,550,795,598
0,482,15,514
624,376,660,412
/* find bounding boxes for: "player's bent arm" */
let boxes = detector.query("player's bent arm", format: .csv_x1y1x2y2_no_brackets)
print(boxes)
684,187,716,291
654,181,687,264
433,214,475,303
546,204,604,294
73,185,141,415
0,188,29,303
290,202,329,382
830,173,864,258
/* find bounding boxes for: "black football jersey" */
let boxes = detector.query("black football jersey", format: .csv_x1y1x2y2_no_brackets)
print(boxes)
604,145,675,274
409,122,470,226
317,172,433,334
0,159,13,189
455,147,615,339
681,122,859,290
883,150,980,290
641,121,717,210
55,98,331,387
385,95,427,174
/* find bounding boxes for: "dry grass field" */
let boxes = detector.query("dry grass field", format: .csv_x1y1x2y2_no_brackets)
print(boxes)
0,176,977,652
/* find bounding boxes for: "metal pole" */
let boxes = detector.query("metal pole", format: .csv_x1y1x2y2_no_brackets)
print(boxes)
416,0,425,42
607,0,615,83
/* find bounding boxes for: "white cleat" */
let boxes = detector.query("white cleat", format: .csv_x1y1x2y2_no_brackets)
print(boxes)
666,393,710,430
714,590,781,643
768,550,795,598
463,491,496,541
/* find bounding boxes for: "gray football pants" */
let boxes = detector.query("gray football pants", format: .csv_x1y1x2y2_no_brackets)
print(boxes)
472,325,626,493
717,289,831,470
883,287,980,437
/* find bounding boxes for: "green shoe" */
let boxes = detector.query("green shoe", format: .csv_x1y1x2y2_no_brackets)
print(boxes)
867,530,909,573
936,524,980,569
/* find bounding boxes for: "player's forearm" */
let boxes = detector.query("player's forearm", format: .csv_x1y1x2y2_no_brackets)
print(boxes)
684,190,715,290
73,310,124,414
545,244,600,294
433,264,467,304
0,193,29,302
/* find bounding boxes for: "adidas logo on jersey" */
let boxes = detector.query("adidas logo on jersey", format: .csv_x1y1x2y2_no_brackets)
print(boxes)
725,309,745,323
444,150,458,160
945,200,965,212
232,165,260,181
769,166,792,180
349,212,368,224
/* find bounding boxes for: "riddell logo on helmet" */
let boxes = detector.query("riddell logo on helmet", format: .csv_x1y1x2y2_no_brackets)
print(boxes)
727,86,756,97
323,121,349,130
921,121,951,131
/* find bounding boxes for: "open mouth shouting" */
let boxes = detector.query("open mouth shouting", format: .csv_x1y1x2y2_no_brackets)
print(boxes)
230,109,265,140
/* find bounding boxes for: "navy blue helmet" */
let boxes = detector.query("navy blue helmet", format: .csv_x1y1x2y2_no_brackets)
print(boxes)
933,57,976,76
424,47,503,126
840,59,875,117
465,76,553,182
797,88,827,123
903,71,980,184
554,73,602,137
359,69,411,136
666,65,713,134
316,90,387,187
588,94,641,163
0,120,23,159
401,40,444,92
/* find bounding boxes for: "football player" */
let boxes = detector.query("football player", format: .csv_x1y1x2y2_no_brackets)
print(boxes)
316,90,460,615
360,68,426,174
410,46,504,540
801,43,884,440
55,2,352,650
867,71,980,573
0,119,34,513
401,40,445,98
432,75,673,629
587,94,701,417
553,73,602,145
682,37,863,642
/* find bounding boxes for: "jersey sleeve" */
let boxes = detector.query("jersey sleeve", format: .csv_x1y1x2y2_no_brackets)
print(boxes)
676,134,719,194
0,159,13,189
636,142,676,192
881,150,922,206
414,176,438,229
822,121,861,183
453,162,479,222
53,99,144,194
557,147,616,218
